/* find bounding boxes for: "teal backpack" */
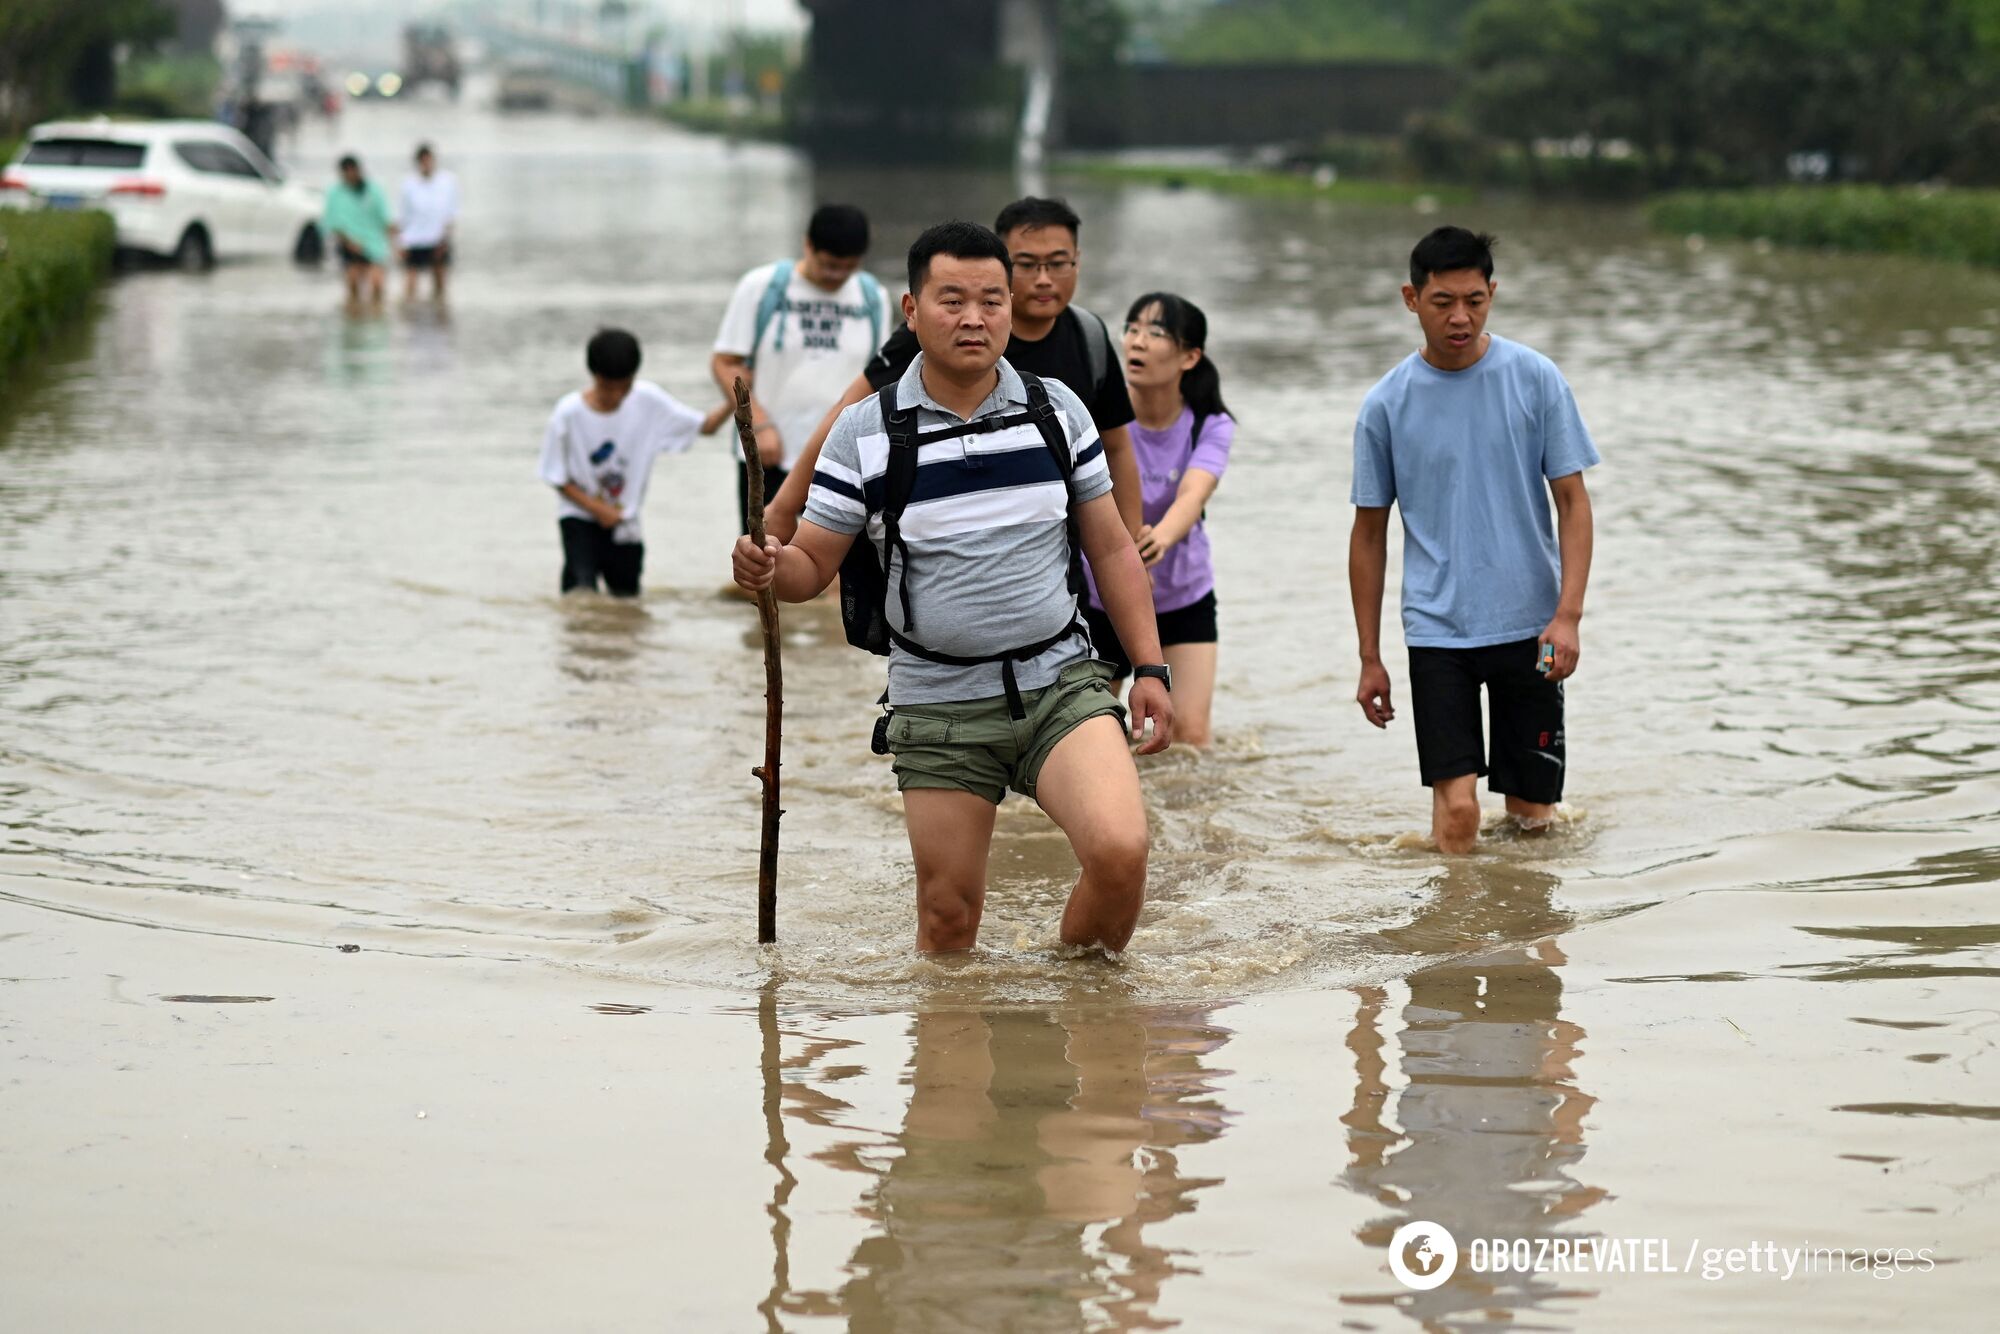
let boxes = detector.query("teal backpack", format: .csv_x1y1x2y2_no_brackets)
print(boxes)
749,261,886,367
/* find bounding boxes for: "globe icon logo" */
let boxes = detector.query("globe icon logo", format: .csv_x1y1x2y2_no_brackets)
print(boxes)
1387,1220,1459,1291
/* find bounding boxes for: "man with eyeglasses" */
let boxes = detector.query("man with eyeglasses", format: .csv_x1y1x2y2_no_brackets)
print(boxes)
760,197,1143,542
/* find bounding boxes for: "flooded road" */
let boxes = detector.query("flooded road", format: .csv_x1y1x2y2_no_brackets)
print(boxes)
3,90,1998,1329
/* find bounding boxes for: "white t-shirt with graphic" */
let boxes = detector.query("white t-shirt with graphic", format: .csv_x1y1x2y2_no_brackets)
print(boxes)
712,261,881,469
536,380,703,545
398,169,459,248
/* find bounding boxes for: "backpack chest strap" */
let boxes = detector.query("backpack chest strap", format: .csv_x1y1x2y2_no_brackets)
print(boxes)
887,618,1088,720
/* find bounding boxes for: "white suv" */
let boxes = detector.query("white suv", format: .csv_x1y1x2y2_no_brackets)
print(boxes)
0,119,324,270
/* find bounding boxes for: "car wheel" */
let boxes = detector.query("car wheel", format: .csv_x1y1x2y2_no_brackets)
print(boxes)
173,225,213,273
293,223,324,265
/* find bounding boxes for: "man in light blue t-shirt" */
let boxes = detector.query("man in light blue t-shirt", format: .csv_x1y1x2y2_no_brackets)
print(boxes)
1349,226,1600,853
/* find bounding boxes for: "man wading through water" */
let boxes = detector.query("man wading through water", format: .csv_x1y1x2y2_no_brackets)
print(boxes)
761,197,1144,544
1349,227,1599,853
732,223,1174,953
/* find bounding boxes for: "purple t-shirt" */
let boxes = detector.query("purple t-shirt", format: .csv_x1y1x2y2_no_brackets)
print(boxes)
1086,406,1235,614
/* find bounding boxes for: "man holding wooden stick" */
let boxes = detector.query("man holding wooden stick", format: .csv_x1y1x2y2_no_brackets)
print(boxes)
731,222,1173,955
732,378,783,945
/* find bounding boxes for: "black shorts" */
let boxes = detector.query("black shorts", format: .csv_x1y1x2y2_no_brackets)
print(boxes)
1408,636,1565,803
403,244,450,269
1082,590,1218,679
737,463,788,536
337,239,377,269
559,517,643,596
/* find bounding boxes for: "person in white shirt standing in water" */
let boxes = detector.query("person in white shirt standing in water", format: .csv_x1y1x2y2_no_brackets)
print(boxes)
710,204,887,534
398,143,459,303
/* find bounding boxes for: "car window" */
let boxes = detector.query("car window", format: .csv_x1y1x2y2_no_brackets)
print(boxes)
208,142,267,180
235,141,283,182
175,141,265,180
173,142,224,173
21,139,148,169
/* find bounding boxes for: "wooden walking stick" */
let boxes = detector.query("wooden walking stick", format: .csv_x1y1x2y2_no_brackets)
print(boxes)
733,377,782,944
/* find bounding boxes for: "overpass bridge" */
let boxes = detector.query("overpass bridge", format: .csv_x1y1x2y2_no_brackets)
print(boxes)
787,0,1058,165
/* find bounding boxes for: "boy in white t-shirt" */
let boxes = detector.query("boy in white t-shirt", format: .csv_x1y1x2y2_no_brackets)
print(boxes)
537,328,732,596
398,144,459,303
710,203,887,534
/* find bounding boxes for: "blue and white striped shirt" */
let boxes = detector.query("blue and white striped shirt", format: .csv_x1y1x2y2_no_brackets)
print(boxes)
803,355,1111,705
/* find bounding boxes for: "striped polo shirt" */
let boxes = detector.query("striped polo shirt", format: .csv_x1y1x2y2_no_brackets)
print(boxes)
803,355,1112,705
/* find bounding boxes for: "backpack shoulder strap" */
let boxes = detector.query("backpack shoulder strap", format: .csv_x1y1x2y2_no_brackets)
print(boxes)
874,383,922,633
1019,373,1088,601
1068,304,1110,397
875,383,920,518
857,272,886,350
1018,373,1073,481
748,260,793,369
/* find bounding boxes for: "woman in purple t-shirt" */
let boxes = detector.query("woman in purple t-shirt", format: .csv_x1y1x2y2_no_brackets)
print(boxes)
1083,292,1235,746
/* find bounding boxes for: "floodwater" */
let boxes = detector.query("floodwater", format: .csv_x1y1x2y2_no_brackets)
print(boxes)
3,88,1998,1330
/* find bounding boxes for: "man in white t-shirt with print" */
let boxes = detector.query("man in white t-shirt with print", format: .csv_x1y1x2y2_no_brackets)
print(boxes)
537,328,731,597
398,143,459,303
711,204,887,533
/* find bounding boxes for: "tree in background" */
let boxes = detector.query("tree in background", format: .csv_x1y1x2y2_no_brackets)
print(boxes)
0,0,175,136
1461,0,2000,186
1061,0,1132,71
1168,0,1465,63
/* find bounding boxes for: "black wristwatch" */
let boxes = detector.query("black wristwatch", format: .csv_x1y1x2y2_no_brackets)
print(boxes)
1133,664,1173,692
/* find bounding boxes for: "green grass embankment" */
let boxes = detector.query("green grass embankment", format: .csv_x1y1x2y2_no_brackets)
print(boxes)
658,100,785,142
1650,187,2000,268
0,210,116,382
1060,159,1473,207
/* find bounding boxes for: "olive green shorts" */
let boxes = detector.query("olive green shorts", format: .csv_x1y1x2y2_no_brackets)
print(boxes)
884,659,1127,806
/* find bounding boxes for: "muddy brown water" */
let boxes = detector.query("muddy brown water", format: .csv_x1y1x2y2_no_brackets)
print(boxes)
2,92,1996,1329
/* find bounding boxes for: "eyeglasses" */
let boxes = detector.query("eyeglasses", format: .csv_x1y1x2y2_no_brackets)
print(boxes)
1122,322,1177,345
1011,257,1076,276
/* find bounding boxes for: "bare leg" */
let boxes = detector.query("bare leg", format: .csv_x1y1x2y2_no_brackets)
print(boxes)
366,264,385,306
343,263,363,304
902,788,997,952
1431,774,1481,854
404,263,418,302
1034,715,1149,950
1505,794,1557,834
1162,641,1217,748
431,260,448,303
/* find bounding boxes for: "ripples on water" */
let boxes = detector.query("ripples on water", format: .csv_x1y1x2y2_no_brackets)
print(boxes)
1,107,1996,1013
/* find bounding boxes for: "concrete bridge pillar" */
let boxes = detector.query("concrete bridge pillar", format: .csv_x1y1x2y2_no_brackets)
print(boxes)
794,0,1053,165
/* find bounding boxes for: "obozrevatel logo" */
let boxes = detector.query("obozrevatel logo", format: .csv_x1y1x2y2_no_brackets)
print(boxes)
1388,1220,1459,1290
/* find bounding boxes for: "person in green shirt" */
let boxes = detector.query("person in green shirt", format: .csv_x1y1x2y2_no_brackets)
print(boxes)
321,154,396,306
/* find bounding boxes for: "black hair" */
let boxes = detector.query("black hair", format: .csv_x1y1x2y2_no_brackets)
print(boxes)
337,154,360,172
806,203,869,258
906,221,1011,298
1125,291,1232,421
1409,225,1497,290
586,327,642,380
414,143,434,161
993,196,1081,244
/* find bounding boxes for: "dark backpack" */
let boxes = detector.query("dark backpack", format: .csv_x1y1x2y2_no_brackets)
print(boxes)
838,372,1088,720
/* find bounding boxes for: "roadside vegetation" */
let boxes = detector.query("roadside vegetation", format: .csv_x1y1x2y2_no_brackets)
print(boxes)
0,210,116,383
1080,0,2000,265
1651,188,2000,269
